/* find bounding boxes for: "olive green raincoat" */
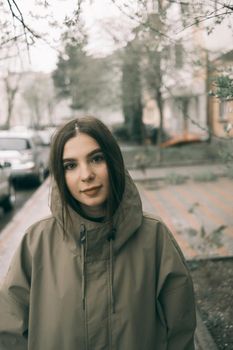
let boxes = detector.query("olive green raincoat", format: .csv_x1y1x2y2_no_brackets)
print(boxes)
0,173,196,349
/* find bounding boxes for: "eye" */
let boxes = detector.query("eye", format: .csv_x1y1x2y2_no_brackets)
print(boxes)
63,161,77,171
90,153,105,164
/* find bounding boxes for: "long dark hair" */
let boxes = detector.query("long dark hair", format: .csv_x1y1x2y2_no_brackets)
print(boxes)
49,116,125,231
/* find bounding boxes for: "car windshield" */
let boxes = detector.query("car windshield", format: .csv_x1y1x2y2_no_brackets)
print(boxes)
0,138,31,151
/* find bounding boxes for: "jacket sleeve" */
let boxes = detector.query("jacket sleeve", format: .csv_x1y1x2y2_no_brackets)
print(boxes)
156,221,196,350
0,233,31,350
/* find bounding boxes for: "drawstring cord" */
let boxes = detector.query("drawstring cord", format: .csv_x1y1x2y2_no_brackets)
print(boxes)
108,228,116,314
80,224,86,310
80,224,116,314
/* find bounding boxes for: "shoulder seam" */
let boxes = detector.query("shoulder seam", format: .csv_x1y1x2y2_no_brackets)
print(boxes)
143,212,162,223
25,215,55,233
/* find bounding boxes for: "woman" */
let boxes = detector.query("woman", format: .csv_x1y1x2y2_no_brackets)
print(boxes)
0,116,196,350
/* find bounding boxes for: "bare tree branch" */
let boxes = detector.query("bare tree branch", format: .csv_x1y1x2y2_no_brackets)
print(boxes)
6,0,40,39
176,10,233,33
223,4,233,11
0,53,19,61
0,33,25,46
109,0,172,40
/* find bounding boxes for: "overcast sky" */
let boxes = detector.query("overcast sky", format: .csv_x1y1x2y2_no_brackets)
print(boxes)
3,0,233,73
17,0,127,73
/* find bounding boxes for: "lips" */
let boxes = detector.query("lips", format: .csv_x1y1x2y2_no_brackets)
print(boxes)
82,185,102,194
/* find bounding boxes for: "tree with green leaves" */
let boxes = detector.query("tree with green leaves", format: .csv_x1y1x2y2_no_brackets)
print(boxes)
53,41,88,111
121,7,173,156
214,75,233,100
53,35,117,114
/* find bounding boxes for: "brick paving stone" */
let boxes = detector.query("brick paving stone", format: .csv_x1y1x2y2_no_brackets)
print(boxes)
136,177,233,260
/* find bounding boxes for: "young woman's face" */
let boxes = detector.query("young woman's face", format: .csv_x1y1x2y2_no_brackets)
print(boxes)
63,132,109,218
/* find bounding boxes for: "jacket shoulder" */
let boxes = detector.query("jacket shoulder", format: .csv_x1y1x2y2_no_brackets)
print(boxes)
25,215,56,237
139,211,171,242
23,215,61,251
26,215,57,232
142,211,164,224
141,212,186,261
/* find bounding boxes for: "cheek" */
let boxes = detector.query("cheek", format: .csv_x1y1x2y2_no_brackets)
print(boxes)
65,173,78,193
104,170,110,198
102,165,109,186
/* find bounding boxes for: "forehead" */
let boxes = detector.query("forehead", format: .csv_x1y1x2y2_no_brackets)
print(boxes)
63,132,101,158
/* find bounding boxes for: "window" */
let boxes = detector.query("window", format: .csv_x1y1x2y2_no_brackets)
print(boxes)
219,100,233,121
0,138,31,151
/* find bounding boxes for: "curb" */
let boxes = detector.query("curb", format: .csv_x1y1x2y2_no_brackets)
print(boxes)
128,164,227,182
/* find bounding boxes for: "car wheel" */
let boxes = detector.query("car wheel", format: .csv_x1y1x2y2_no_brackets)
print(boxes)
2,182,16,212
36,164,45,185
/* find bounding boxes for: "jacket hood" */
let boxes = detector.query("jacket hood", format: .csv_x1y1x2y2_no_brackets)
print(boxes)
50,171,143,254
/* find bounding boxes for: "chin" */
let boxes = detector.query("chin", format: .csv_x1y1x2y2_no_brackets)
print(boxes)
83,195,107,209
84,199,105,208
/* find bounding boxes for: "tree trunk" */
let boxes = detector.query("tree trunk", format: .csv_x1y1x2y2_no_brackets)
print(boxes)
156,89,164,163
3,73,20,129
182,97,189,136
206,51,212,143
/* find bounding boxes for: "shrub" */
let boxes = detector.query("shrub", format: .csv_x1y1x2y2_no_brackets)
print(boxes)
193,172,218,182
165,173,187,185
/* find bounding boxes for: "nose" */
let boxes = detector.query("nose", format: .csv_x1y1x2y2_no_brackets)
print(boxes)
80,163,95,182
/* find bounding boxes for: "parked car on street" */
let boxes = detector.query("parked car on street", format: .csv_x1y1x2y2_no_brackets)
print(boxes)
0,161,15,212
0,130,49,186
145,125,208,147
160,132,208,147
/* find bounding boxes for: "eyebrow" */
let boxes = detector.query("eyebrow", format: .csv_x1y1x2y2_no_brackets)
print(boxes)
63,148,103,162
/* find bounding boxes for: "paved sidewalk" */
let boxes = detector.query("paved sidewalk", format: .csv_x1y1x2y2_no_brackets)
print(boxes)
128,163,233,260
137,177,233,260
0,180,51,281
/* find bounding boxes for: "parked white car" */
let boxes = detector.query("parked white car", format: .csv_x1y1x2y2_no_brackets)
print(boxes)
0,130,49,185
0,161,15,212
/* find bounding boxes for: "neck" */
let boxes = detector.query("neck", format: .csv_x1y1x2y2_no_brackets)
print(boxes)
81,204,106,219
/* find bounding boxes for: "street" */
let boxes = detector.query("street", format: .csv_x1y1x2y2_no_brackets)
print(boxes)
0,184,37,232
